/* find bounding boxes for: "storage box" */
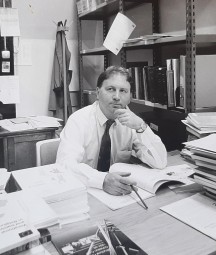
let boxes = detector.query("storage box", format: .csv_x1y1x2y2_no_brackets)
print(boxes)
76,0,108,15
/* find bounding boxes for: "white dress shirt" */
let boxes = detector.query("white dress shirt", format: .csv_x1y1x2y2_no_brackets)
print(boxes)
56,102,167,189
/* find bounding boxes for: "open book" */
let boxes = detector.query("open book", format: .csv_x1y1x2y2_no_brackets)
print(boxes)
110,163,194,194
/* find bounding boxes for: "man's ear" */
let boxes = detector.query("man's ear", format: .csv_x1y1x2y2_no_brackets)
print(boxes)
96,87,100,100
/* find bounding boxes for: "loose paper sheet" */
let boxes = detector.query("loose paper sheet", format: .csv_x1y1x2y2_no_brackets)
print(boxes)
88,187,154,210
160,193,216,240
103,12,136,55
0,76,20,104
0,8,20,37
184,134,216,152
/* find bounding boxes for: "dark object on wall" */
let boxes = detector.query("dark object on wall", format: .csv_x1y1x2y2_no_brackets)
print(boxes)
0,19,16,118
0,0,16,119
0,102,15,119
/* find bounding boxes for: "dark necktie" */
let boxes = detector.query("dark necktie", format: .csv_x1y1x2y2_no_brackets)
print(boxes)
97,119,114,172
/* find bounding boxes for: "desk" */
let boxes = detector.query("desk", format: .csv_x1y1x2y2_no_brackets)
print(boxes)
0,127,58,171
41,152,216,255
8,152,213,255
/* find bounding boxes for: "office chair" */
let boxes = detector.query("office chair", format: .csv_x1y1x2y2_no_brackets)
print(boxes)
36,138,60,166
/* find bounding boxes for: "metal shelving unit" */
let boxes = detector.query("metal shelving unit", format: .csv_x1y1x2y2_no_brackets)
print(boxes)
78,0,160,108
77,0,216,113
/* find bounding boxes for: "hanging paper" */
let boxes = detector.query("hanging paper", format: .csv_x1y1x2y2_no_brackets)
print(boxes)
103,12,136,55
0,8,20,37
0,76,20,104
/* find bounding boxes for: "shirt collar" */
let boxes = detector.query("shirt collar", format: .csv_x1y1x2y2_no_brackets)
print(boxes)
96,101,118,126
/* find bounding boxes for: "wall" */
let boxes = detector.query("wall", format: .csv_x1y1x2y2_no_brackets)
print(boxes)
160,0,216,34
12,0,79,117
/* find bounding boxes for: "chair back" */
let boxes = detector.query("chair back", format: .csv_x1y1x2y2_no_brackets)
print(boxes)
36,138,60,166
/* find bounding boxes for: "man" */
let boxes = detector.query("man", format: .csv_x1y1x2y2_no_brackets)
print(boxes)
56,66,167,196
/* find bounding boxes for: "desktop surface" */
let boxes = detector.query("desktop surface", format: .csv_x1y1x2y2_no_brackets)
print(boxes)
43,153,216,255
46,187,216,255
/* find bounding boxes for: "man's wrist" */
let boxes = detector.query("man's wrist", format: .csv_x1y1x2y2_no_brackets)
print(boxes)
136,121,147,133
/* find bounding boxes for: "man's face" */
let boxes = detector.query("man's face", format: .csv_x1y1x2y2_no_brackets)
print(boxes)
96,73,131,119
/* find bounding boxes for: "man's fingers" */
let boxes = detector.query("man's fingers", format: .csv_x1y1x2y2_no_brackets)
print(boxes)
120,177,137,186
115,109,127,115
115,172,131,177
103,172,136,196
118,116,128,123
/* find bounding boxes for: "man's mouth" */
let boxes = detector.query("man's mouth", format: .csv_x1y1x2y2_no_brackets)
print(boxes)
112,104,122,109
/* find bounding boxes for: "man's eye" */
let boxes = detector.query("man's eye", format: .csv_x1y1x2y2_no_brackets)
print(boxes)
107,87,114,91
120,89,127,93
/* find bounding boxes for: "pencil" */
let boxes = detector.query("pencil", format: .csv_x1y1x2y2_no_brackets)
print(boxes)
86,241,94,255
130,185,148,210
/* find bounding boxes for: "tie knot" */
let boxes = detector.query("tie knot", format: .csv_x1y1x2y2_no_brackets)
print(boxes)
105,119,114,132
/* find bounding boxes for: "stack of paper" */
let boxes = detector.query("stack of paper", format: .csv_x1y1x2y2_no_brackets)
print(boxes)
4,190,59,229
28,116,62,128
124,33,175,44
183,134,216,199
0,192,40,254
182,112,216,138
0,116,62,132
12,164,89,225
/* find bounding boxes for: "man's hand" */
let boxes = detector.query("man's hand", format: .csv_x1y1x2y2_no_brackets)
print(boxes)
115,108,144,130
103,172,137,196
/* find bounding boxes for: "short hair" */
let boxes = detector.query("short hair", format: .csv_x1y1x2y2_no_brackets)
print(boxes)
96,66,132,88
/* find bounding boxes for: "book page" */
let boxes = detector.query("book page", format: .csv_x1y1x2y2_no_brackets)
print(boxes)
7,190,58,229
160,193,216,240
109,163,194,194
88,187,154,210
12,164,86,200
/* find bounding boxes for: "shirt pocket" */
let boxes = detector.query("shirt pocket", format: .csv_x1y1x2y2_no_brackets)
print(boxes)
115,150,132,163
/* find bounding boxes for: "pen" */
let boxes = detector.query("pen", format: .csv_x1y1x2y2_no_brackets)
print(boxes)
130,185,148,210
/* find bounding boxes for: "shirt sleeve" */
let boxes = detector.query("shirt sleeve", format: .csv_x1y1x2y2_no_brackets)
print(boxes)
132,126,167,169
56,115,107,190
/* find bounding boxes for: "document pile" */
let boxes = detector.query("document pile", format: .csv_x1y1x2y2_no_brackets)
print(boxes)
12,164,89,225
0,192,40,254
124,33,175,45
183,134,216,199
1,190,58,230
0,116,62,132
182,112,216,139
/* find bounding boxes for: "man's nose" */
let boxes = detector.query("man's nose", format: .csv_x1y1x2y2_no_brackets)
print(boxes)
113,90,120,100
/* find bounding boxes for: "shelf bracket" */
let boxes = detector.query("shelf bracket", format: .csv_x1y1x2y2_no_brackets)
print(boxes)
186,0,196,113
